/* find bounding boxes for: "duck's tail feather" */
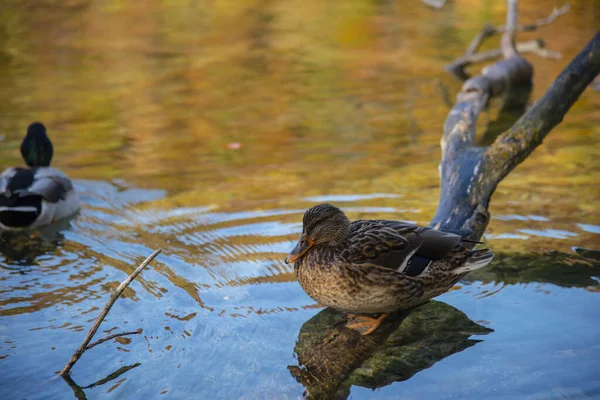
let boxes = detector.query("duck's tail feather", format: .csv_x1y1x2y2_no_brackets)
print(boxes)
0,194,42,228
460,238,484,245
453,248,494,275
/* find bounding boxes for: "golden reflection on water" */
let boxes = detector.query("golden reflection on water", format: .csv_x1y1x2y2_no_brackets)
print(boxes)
0,1,599,397
0,0,597,312
0,0,597,201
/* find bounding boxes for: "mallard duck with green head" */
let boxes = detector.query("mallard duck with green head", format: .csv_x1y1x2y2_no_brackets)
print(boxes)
0,123,80,231
285,204,493,335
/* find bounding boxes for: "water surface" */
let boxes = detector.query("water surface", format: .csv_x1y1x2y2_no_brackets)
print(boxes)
0,0,599,398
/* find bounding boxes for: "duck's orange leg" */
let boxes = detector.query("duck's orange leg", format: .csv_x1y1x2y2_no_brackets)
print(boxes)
346,314,389,335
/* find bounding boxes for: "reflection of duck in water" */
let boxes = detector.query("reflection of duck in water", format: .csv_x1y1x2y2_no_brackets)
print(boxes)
0,123,79,231
0,220,70,268
288,302,493,399
285,204,493,334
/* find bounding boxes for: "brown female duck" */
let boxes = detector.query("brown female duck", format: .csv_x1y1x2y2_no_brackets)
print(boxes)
285,203,493,335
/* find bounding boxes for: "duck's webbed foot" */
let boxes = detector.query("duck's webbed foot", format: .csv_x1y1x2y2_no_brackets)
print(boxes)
346,313,389,335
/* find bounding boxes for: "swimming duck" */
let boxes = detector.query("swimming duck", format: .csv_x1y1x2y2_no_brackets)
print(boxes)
0,123,80,231
285,203,493,335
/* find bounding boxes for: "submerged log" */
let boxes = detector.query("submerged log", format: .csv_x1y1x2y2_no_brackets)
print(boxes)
289,1,600,398
432,2,600,238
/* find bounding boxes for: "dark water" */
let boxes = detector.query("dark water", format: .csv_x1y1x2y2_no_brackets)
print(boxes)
1,0,599,399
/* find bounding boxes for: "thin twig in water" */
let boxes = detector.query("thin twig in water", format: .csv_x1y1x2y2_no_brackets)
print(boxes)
496,4,569,34
59,249,162,376
86,329,142,350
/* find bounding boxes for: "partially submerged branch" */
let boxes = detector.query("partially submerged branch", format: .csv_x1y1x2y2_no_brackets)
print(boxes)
59,249,162,376
484,31,600,186
432,0,600,240
432,1,531,237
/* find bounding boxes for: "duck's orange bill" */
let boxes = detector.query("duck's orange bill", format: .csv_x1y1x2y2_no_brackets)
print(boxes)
285,234,314,264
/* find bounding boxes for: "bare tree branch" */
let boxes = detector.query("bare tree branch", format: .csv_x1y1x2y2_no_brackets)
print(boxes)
446,39,560,80
449,3,568,80
465,4,568,56
496,3,569,34
465,24,496,57
484,31,600,188
85,329,142,350
59,249,162,376
432,0,600,240
501,0,519,59
432,0,531,237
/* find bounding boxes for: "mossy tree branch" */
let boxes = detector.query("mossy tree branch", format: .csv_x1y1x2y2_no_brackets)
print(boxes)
431,3,600,239
484,32,600,185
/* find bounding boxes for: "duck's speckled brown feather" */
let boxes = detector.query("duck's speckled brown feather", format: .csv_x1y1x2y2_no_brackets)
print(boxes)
292,215,493,315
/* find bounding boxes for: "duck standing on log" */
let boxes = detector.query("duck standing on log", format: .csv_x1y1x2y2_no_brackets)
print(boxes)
285,203,493,335
0,123,80,231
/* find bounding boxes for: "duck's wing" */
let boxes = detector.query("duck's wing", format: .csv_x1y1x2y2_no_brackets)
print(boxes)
27,168,73,203
0,168,41,225
0,167,72,203
0,168,14,194
0,167,35,197
343,220,463,276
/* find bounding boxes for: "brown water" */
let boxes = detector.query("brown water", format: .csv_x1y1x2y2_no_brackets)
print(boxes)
0,1,599,399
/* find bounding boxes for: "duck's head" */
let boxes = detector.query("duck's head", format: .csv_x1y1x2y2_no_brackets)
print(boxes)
20,122,53,167
285,203,351,264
